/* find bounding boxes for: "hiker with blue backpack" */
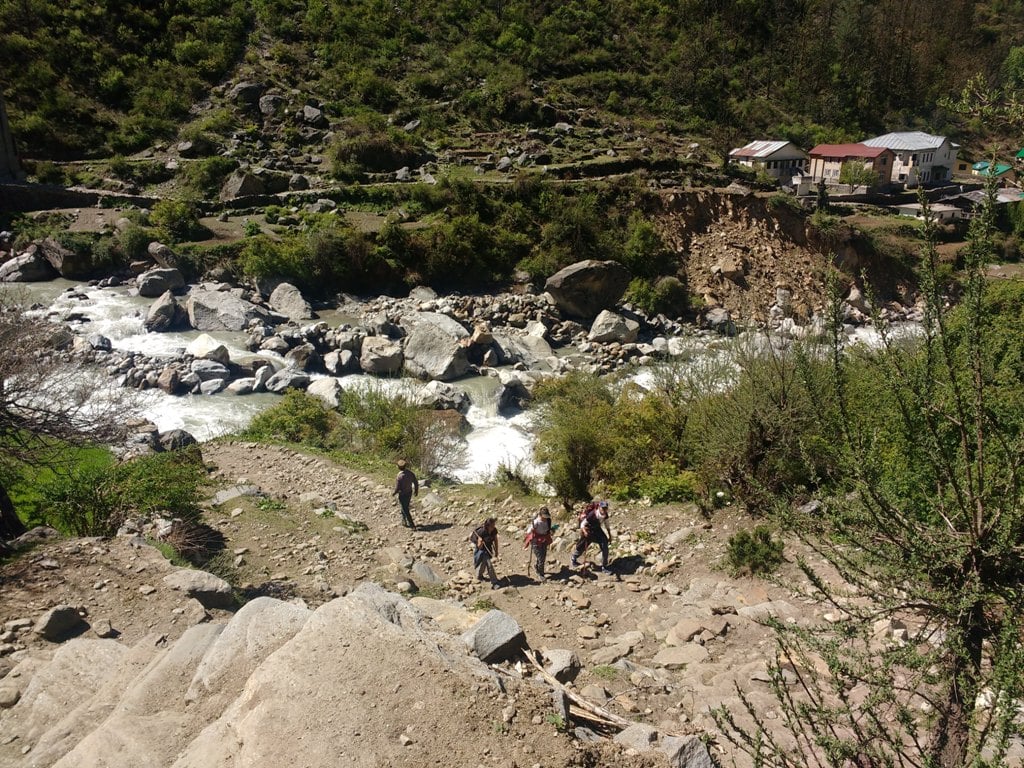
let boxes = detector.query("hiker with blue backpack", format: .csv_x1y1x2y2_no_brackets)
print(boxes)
470,517,501,589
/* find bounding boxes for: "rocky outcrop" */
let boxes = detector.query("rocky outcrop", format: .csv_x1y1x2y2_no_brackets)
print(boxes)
39,238,92,280
359,336,403,375
138,268,185,298
402,312,471,381
144,291,186,332
544,259,631,320
0,249,57,282
186,288,273,331
268,282,313,321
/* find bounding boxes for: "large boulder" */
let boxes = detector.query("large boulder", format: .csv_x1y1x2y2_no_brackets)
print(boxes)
544,259,630,320
219,171,266,202
186,334,231,365
588,309,639,344
402,312,471,382
138,267,185,298
39,237,92,279
268,282,313,321
460,609,526,663
0,250,57,282
144,291,186,332
492,332,555,371
415,380,471,413
359,336,403,375
264,369,311,393
306,377,341,407
186,289,272,332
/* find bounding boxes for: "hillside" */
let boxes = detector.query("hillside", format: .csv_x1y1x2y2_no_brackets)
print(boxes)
4,1,1024,159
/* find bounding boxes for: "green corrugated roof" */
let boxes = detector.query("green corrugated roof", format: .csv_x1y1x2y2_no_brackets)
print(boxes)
1016,148,1024,158
973,161,1013,176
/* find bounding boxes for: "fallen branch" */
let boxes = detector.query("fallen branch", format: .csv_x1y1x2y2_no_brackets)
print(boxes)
522,648,633,730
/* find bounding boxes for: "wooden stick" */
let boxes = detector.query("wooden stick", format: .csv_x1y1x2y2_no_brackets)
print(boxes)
522,649,633,729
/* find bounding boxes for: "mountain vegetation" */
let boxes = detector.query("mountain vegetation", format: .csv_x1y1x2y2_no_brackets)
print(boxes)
4,0,1024,158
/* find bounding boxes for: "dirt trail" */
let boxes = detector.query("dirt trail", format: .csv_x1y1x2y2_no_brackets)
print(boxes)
1,441,820,766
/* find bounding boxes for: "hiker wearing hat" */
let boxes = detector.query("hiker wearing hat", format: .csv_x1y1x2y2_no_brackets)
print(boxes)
470,517,500,588
571,500,611,572
524,506,554,580
392,459,419,529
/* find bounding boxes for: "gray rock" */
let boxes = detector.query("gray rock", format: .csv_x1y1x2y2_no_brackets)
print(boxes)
144,291,184,332
661,735,716,768
614,723,658,751
147,241,178,268
301,104,327,127
414,380,471,413
288,173,309,190
544,259,630,320
219,171,266,201
323,349,358,376
306,377,341,408
410,561,444,585
92,618,117,639
0,685,20,708
543,648,580,683
229,81,264,104
359,336,404,375
588,309,639,343
268,282,313,321
0,250,57,282
138,267,185,298
402,312,471,382
651,644,709,668
265,369,310,392
39,237,92,279
210,485,261,506
190,359,230,381
186,289,272,332
199,378,226,395
284,342,318,371
258,93,284,116
702,307,736,336
460,610,526,663
34,605,85,641
86,333,112,352
186,333,231,364
226,378,255,395
162,569,235,609
158,429,198,452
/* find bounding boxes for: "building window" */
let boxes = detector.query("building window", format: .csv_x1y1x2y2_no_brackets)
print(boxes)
880,157,887,165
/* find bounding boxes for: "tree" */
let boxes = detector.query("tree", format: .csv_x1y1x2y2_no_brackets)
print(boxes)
0,291,129,540
838,160,878,190
715,183,1024,767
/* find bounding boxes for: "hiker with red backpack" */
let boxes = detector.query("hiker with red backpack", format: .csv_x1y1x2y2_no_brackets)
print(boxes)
571,500,612,572
524,507,554,580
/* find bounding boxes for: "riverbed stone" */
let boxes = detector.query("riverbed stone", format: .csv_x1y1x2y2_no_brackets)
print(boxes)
186,333,231,364
360,336,403,375
0,250,57,282
145,291,184,332
187,289,272,332
265,369,310,392
402,312,471,381
544,260,630,320
138,267,185,298
307,377,341,407
588,310,639,344
269,282,313,321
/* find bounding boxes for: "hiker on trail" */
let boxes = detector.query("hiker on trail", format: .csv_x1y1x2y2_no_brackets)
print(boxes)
471,517,500,589
571,500,611,572
392,459,418,529
524,507,553,580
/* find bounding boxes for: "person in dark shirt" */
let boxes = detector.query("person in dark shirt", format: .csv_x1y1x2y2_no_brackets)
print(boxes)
392,459,419,529
471,517,500,588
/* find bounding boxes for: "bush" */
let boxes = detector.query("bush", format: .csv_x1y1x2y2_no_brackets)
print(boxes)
243,390,340,448
633,463,699,503
38,448,205,537
182,156,238,198
151,199,202,243
726,525,784,576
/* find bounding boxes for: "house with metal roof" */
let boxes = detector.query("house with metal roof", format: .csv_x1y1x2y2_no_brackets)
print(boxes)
728,140,807,180
861,131,958,187
807,143,895,188
972,160,1013,178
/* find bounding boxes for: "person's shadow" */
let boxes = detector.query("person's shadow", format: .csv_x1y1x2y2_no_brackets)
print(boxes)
415,523,452,533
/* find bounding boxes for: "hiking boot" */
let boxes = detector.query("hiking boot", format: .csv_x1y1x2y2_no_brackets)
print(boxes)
570,555,579,568
491,582,500,590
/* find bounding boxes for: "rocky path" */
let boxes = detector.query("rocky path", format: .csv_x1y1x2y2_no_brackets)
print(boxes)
0,441,834,767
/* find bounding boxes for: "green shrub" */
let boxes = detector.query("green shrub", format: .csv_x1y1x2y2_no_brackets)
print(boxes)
38,448,205,537
243,390,340,448
151,199,202,243
328,118,422,176
634,463,699,503
182,156,238,198
118,223,153,261
726,525,784,576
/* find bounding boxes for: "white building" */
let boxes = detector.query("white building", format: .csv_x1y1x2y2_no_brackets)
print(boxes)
861,131,958,187
728,140,807,180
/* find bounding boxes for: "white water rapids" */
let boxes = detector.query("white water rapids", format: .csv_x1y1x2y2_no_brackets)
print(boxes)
19,280,920,485
21,280,539,483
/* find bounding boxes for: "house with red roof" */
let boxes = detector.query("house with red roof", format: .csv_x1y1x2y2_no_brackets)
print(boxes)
808,143,895,189
728,140,808,180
